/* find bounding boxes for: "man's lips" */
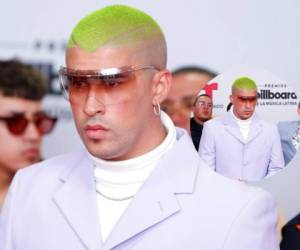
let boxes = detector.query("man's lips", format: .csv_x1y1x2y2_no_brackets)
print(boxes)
84,124,109,139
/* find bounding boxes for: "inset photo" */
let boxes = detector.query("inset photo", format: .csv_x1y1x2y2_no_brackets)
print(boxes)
196,67,298,182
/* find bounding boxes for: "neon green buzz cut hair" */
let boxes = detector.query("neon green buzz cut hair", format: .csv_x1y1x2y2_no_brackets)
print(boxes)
232,77,257,92
67,5,165,52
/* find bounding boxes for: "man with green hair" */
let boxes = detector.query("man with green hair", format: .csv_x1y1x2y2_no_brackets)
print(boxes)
199,76,285,181
0,6,279,250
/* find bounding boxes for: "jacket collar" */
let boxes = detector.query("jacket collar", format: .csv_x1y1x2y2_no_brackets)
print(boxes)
53,129,200,250
104,128,200,250
221,111,263,144
53,151,103,250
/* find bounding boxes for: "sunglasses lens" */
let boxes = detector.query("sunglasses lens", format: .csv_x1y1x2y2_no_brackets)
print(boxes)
6,115,28,135
237,96,257,103
35,114,57,134
58,67,138,105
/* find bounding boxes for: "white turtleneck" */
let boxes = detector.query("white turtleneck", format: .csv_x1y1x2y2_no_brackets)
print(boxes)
231,109,252,141
90,111,176,241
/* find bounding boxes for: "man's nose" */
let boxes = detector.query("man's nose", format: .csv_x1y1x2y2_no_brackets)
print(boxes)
23,122,41,141
83,87,106,116
245,101,252,109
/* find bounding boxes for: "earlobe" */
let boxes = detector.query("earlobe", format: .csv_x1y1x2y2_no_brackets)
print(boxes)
152,69,172,105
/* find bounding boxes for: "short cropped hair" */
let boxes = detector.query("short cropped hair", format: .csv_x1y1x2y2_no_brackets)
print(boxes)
172,66,217,78
68,5,165,52
0,59,47,100
232,77,257,92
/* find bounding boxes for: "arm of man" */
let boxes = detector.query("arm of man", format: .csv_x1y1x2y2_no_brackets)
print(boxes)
222,188,279,250
198,121,216,170
266,125,285,177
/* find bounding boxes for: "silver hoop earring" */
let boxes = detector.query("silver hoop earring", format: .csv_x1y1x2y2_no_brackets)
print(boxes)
153,101,161,116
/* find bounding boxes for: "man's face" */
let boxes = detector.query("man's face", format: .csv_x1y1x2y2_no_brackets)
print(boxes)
162,72,213,129
66,46,162,161
230,88,258,120
193,96,213,123
0,95,43,174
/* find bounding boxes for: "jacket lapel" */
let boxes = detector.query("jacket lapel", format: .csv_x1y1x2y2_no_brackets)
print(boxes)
103,130,199,250
53,151,103,250
222,112,245,144
247,114,263,143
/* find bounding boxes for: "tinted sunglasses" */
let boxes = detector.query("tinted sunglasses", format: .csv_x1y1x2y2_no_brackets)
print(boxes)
196,101,213,108
236,95,258,103
58,65,159,105
0,112,57,136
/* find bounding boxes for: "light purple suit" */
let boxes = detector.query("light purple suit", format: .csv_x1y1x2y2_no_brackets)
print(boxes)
0,129,279,250
199,112,285,181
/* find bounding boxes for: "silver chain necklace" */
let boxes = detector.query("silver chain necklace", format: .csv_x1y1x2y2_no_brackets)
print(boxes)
96,189,134,202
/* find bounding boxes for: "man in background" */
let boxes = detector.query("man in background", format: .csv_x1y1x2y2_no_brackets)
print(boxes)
199,76,285,181
162,66,216,131
278,103,300,165
0,59,57,207
190,94,213,150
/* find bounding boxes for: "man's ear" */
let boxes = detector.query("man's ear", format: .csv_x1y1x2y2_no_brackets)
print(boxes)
151,69,172,105
229,94,234,104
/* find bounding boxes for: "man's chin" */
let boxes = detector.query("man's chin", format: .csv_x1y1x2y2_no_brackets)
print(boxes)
241,114,252,120
200,118,210,122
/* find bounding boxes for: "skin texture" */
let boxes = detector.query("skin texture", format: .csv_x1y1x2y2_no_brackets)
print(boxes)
192,95,213,125
66,45,171,161
162,72,213,130
230,88,258,120
0,95,43,206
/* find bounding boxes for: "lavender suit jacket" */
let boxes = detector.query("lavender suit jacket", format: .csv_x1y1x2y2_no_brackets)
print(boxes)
199,112,285,181
0,129,279,250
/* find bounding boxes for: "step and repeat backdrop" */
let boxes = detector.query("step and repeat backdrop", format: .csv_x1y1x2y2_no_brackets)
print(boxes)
1,0,300,219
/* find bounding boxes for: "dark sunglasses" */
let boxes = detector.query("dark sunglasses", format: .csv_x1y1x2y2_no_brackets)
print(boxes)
236,95,258,103
0,112,57,136
196,101,213,108
58,65,159,104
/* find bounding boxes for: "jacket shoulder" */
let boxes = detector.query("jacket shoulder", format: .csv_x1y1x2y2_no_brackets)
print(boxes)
204,116,223,127
14,149,87,184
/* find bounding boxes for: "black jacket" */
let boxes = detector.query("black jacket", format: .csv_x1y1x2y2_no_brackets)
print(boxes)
280,213,300,250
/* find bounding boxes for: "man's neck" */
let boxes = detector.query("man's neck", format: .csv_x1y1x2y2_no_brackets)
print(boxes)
193,116,206,125
0,167,14,207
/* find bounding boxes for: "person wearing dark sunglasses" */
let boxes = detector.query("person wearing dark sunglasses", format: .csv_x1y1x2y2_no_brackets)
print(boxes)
0,59,57,208
0,6,279,250
199,77,285,181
